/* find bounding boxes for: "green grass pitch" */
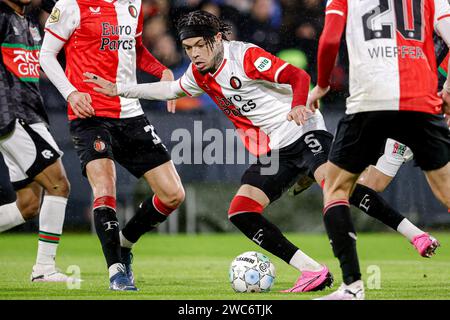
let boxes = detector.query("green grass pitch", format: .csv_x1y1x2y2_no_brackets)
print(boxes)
0,232,449,300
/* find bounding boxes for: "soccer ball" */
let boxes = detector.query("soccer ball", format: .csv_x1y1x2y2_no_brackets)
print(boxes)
229,251,276,293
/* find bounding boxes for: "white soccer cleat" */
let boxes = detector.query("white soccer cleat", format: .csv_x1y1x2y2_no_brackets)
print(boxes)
30,265,80,283
315,280,365,300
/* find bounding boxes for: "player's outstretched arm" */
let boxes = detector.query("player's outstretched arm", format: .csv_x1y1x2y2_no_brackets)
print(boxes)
135,34,177,113
161,69,177,113
83,72,186,102
83,73,118,96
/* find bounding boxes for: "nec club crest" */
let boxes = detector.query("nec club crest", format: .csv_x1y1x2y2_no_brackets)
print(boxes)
230,76,242,89
128,5,137,18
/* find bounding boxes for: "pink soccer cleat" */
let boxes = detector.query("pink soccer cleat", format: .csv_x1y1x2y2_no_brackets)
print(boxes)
412,233,440,258
281,266,333,293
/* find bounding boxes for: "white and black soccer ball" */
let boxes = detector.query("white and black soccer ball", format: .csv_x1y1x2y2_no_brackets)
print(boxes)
229,251,276,293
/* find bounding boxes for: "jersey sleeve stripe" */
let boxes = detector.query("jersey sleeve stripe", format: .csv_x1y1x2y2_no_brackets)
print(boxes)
178,79,193,97
274,62,289,83
437,14,450,21
44,28,67,42
325,10,345,16
135,31,143,38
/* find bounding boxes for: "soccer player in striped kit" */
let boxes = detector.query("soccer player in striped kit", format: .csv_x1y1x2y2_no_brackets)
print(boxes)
40,0,184,291
0,0,75,282
309,0,450,299
85,10,443,294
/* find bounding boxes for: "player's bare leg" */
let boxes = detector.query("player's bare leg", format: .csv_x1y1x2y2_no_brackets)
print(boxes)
228,184,333,293
119,161,185,284
357,166,392,192
86,158,135,290
0,182,42,233
29,160,73,282
425,163,450,209
318,162,365,300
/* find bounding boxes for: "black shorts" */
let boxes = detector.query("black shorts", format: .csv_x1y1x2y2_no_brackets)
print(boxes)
330,111,450,174
241,130,333,202
69,115,171,178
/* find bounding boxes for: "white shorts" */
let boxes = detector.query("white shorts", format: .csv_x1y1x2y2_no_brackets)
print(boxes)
0,119,62,190
374,138,414,177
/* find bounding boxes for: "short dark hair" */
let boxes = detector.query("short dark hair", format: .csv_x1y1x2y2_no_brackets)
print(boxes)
177,10,232,48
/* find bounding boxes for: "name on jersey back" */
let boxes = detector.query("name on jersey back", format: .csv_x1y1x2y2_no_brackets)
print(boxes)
368,45,425,60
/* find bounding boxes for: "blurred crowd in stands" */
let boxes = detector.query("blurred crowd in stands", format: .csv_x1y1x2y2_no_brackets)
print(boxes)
30,0,349,112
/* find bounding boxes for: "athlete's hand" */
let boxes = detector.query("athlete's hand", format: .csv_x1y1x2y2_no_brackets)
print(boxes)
67,91,94,119
287,105,313,126
161,69,176,114
307,85,330,111
83,72,118,97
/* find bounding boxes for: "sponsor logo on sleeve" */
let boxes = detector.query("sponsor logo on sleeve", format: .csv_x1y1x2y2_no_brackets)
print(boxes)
48,7,60,23
254,57,272,72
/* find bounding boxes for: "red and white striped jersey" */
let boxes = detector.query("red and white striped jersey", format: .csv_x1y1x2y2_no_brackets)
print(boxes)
179,41,327,156
44,0,146,120
326,0,450,114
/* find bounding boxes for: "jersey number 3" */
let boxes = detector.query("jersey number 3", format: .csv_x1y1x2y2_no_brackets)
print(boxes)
362,0,423,41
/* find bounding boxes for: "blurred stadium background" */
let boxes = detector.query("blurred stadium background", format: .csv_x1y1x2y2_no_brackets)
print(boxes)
0,0,449,235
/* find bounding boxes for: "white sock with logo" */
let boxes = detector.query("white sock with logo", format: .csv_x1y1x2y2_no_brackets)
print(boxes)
289,249,323,272
397,218,424,241
36,196,67,268
0,202,25,233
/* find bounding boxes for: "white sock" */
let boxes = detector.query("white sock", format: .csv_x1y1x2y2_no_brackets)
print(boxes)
0,202,25,233
109,262,125,278
119,231,134,249
397,218,423,241
36,196,67,267
289,249,323,272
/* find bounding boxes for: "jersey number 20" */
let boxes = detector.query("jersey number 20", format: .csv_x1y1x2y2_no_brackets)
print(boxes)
362,0,423,41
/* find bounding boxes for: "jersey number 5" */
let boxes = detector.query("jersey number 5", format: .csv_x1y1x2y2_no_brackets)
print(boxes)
362,0,423,41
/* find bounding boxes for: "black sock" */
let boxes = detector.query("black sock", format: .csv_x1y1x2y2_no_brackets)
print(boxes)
121,197,168,244
323,205,361,285
93,207,121,268
350,184,405,230
229,212,298,264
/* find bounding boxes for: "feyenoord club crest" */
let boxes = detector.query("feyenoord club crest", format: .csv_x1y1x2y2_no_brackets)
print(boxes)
93,139,106,153
230,76,242,89
128,5,137,18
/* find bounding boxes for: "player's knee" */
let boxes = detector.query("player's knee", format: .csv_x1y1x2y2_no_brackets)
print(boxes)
168,187,185,208
91,177,116,198
158,187,185,210
228,195,264,220
45,176,71,198
17,198,40,220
